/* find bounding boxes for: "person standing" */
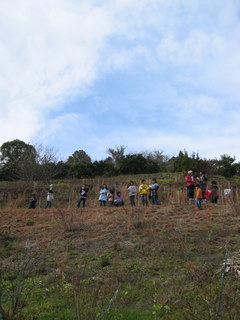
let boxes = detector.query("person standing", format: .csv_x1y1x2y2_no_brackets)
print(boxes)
45,189,54,208
77,184,89,208
99,184,109,206
107,190,114,207
138,179,149,206
127,181,137,206
195,184,203,210
211,181,219,203
149,178,159,205
199,171,208,200
28,193,37,209
185,170,196,202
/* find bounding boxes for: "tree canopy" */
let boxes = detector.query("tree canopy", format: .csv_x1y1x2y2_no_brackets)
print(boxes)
0,140,239,181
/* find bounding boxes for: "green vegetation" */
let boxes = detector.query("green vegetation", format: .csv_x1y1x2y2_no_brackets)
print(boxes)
1,140,240,181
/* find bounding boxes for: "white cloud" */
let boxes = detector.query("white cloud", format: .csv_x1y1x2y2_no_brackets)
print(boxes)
0,0,114,142
1,0,240,162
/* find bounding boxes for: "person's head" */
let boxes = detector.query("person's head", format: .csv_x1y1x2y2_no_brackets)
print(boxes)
188,170,193,175
196,184,200,188
152,178,157,183
117,191,121,196
200,171,205,175
32,193,36,196
102,184,107,189
141,179,146,183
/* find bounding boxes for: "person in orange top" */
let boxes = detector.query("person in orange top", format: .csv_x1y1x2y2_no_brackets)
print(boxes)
195,184,203,210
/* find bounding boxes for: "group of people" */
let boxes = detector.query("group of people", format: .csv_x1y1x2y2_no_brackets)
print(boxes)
28,185,54,209
185,170,219,210
76,178,160,208
28,173,220,210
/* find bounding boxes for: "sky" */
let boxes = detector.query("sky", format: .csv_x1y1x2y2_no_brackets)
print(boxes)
1,0,240,162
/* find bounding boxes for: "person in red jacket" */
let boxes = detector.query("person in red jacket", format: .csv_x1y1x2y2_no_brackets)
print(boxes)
185,170,196,202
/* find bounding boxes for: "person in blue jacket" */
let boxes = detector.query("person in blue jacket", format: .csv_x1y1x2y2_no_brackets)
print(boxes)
99,184,109,206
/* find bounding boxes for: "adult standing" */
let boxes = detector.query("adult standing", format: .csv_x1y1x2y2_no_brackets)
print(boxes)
199,171,208,200
45,189,54,208
211,181,219,203
77,184,89,208
185,170,196,202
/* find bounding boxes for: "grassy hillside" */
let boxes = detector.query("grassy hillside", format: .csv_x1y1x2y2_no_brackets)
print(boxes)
0,200,240,319
0,172,239,208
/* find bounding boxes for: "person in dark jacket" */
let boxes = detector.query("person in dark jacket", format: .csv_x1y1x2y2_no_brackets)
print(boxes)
211,181,219,203
29,193,37,209
199,171,208,200
77,184,89,208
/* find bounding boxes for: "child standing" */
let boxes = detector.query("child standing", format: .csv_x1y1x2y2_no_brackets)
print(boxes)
29,193,37,209
138,179,149,206
149,178,159,205
107,190,114,207
99,184,109,206
128,181,137,206
196,184,203,210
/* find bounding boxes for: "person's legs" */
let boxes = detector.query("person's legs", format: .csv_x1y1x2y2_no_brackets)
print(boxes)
82,197,86,208
130,195,135,206
77,198,82,208
142,194,148,206
46,201,51,208
189,185,195,200
196,198,202,209
151,194,158,205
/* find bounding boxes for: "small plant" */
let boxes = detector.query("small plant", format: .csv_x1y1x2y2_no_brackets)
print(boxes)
152,303,171,319
26,219,34,226
100,253,113,268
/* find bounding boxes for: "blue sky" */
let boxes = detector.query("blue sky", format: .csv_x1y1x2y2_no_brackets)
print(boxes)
1,0,240,162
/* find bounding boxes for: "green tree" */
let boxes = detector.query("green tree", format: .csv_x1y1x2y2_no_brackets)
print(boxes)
0,139,37,181
66,150,92,179
66,150,92,166
214,154,236,178
143,150,169,172
170,150,201,173
92,160,117,177
119,154,148,174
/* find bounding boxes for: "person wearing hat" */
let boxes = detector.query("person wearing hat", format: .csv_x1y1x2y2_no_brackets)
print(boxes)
185,170,196,202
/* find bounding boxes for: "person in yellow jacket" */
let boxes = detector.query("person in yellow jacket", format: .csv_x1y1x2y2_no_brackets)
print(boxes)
138,179,149,206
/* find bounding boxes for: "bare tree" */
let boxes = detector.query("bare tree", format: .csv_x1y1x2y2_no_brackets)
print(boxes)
107,145,126,169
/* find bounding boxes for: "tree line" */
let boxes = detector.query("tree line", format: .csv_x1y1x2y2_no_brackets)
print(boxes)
0,139,239,182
